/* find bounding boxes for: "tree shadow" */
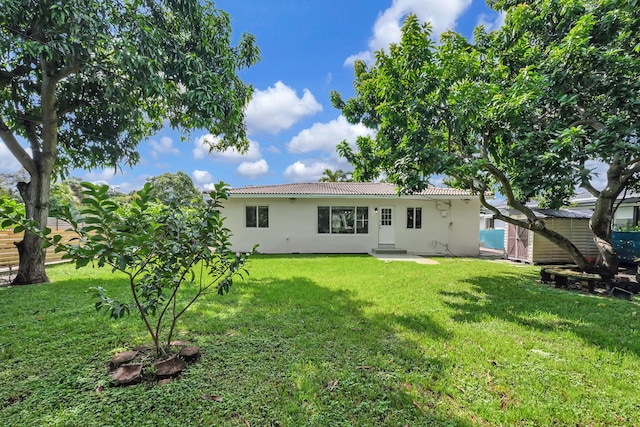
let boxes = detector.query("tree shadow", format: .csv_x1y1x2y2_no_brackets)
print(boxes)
181,275,467,426
378,312,453,341
0,272,471,426
442,271,640,356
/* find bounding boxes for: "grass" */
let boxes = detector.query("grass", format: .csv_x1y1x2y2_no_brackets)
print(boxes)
1,255,639,426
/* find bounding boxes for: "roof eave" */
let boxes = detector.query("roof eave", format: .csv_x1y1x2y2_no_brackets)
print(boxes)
228,193,475,199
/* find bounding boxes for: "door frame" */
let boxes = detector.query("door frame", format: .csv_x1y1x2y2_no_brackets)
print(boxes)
378,206,395,245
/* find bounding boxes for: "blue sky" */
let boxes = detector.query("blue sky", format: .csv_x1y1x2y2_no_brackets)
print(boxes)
0,0,504,193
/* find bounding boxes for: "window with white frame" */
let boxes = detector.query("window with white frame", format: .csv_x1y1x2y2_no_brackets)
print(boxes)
246,205,269,228
318,206,368,234
407,207,422,229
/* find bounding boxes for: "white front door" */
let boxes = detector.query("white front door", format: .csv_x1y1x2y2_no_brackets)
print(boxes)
378,206,395,245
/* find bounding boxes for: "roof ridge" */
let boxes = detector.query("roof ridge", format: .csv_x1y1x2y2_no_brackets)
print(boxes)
227,182,472,196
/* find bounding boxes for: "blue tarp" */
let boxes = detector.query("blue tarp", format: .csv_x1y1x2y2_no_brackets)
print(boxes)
479,230,639,261
612,231,640,263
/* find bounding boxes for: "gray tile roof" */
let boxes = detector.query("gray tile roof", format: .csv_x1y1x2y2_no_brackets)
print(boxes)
531,208,593,219
228,182,472,197
571,190,640,206
499,207,593,219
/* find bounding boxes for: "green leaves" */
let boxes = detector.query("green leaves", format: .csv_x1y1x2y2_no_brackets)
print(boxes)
90,286,131,319
335,2,640,276
45,180,255,354
146,171,204,208
0,196,26,229
0,2,259,287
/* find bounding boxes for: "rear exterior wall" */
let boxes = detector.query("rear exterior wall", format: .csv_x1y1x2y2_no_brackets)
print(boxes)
222,196,480,256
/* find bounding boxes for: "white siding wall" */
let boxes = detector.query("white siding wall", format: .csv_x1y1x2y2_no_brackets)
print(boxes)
223,196,480,256
394,198,480,256
615,206,636,229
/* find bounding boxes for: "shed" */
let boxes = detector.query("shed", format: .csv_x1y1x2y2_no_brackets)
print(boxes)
504,209,598,264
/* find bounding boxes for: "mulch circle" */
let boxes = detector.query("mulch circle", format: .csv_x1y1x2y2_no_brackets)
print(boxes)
109,343,200,386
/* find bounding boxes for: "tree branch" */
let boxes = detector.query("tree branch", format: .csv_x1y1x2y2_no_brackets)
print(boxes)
621,160,640,183
0,119,36,174
568,119,604,131
477,190,531,230
39,55,59,165
483,162,539,223
574,105,604,131
52,63,82,84
0,64,33,85
580,180,600,198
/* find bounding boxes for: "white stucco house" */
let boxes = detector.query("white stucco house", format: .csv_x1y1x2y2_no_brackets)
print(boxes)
222,182,480,256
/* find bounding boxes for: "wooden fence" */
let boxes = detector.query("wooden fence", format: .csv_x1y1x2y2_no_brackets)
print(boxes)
0,218,77,270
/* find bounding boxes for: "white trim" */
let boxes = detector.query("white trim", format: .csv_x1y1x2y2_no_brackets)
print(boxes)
378,206,395,245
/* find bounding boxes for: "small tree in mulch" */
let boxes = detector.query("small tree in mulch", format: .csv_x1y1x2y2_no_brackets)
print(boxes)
4,181,255,357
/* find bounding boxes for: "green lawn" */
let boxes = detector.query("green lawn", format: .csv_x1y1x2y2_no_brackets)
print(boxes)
1,255,639,426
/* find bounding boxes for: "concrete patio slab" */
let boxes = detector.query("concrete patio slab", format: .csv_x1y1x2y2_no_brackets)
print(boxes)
370,253,440,265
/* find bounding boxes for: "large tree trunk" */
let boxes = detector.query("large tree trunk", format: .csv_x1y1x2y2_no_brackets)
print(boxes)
590,193,619,281
587,163,626,282
12,171,52,285
477,177,602,277
10,59,59,286
525,218,599,273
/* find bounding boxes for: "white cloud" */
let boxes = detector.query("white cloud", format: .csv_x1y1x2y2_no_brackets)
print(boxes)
193,134,261,162
288,115,376,154
85,168,117,183
266,145,281,154
283,161,328,182
149,136,180,160
0,143,28,174
345,0,472,66
191,169,214,187
477,11,505,33
114,181,134,193
429,175,447,187
245,81,323,134
584,160,607,192
237,159,269,178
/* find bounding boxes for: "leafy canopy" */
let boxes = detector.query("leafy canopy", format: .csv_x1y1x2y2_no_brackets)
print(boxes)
0,0,260,174
146,171,204,208
334,3,640,206
333,2,640,277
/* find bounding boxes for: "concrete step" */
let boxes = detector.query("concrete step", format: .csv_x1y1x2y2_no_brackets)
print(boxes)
372,247,408,255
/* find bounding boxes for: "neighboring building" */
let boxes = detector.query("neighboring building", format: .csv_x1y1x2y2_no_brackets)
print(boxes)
568,192,640,262
569,191,640,230
479,207,506,231
223,182,480,256
479,206,506,250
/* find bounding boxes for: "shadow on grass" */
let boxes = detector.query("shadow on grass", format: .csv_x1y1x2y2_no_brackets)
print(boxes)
442,271,640,356
378,312,453,341
1,272,471,427
0,274,150,421
181,275,467,426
